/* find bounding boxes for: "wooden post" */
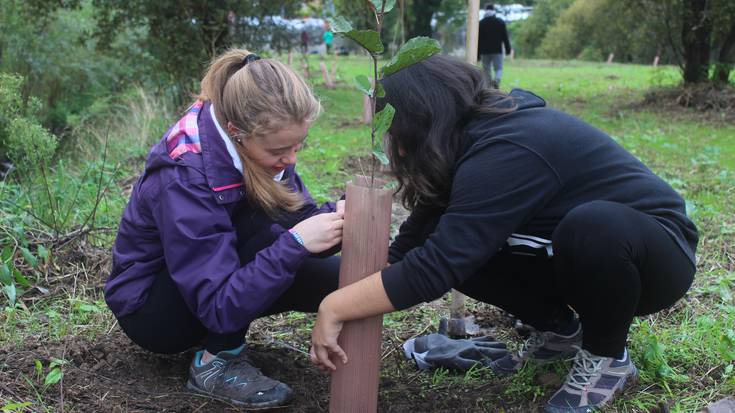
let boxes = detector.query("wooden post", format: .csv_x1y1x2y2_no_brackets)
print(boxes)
362,95,373,124
288,50,293,66
653,55,660,67
448,0,481,338
466,0,480,66
607,53,614,64
320,62,335,88
510,49,515,60
329,176,392,413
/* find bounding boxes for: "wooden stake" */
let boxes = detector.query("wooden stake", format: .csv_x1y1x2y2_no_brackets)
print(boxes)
510,49,515,60
329,176,392,413
447,0,481,338
320,62,335,88
607,53,614,64
466,0,480,66
363,95,372,125
653,55,660,67
288,50,293,66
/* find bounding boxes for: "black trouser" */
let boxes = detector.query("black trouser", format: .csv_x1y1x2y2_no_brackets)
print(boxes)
117,209,340,355
456,201,695,358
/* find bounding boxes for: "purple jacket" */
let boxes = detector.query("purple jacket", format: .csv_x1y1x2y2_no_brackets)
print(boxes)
105,101,334,334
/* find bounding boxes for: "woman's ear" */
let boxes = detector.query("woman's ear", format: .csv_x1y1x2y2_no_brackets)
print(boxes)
227,122,243,145
226,121,237,136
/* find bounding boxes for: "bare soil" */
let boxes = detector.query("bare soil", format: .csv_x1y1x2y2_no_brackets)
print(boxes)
0,304,552,412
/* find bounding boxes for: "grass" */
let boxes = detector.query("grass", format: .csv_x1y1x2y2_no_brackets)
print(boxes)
0,55,733,411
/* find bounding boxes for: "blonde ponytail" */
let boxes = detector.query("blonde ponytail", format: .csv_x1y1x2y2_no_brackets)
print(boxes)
199,49,321,216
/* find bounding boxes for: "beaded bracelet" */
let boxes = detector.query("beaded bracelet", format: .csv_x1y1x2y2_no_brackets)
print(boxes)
288,229,305,247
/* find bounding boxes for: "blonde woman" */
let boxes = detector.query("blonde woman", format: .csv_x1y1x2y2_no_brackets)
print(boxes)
105,50,344,408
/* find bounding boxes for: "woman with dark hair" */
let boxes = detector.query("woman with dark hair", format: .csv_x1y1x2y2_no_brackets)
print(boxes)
309,54,697,412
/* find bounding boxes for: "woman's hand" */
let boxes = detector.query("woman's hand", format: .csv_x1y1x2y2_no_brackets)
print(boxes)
290,211,344,253
310,303,347,372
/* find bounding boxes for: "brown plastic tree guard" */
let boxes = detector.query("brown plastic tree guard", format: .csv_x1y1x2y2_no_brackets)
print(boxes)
329,176,392,413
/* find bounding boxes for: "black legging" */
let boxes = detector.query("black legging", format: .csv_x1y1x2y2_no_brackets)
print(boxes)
117,208,340,355
456,200,695,358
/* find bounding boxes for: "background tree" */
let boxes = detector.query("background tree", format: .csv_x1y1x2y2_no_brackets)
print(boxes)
511,0,574,57
634,0,735,85
93,0,302,101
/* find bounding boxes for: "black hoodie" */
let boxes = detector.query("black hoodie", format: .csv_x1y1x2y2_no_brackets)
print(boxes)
381,90,698,310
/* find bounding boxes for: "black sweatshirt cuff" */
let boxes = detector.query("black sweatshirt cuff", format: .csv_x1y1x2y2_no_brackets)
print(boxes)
381,261,421,311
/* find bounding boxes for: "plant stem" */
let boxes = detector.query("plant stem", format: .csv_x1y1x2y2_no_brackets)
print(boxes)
370,9,383,188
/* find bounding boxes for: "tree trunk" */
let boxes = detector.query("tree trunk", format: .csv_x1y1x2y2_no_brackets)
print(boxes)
681,0,713,83
713,20,735,84
409,0,441,38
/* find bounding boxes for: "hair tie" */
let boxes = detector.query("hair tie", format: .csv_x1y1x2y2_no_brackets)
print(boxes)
241,54,261,67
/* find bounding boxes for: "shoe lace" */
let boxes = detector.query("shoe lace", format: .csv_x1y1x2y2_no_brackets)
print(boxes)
564,347,604,392
518,331,546,358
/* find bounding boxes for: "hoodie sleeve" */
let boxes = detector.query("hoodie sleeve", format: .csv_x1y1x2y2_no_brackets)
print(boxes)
388,204,445,264
381,141,561,310
154,176,309,334
502,20,511,54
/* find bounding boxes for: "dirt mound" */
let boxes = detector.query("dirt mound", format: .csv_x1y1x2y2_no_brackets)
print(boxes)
636,83,735,122
0,329,333,412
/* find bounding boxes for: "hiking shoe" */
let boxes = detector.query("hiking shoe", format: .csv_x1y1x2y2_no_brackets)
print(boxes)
489,322,582,376
186,348,293,408
544,348,638,413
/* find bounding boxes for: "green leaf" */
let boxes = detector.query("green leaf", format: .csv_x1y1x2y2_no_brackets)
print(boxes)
381,37,441,76
0,263,11,285
44,367,63,386
372,148,389,165
49,358,67,370
328,16,354,34
1,247,12,261
13,268,29,288
370,0,396,13
373,103,395,144
348,30,383,54
34,360,43,382
13,225,27,247
375,82,386,98
328,17,384,53
354,75,372,96
20,247,37,268
1,401,33,412
3,284,16,307
37,245,49,263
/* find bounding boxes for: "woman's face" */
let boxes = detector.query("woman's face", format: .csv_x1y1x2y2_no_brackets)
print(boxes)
231,122,310,176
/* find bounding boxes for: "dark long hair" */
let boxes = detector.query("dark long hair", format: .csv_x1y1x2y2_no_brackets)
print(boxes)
379,54,514,210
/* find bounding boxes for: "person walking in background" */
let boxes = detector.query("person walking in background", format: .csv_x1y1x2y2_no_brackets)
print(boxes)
300,30,309,53
105,49,345,409
478,4,511,88
323,25,334,55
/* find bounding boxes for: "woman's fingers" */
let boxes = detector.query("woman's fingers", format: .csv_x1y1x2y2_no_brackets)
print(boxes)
332,344,348,365
309,344,348,372
315,345,337,371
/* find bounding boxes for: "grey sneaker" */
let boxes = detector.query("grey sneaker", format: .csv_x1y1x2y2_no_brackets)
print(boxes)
544,348,638,413
489,323,582,375
186,348,293,408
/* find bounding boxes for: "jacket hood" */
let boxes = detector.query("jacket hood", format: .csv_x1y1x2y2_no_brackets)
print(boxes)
506,88,546,110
